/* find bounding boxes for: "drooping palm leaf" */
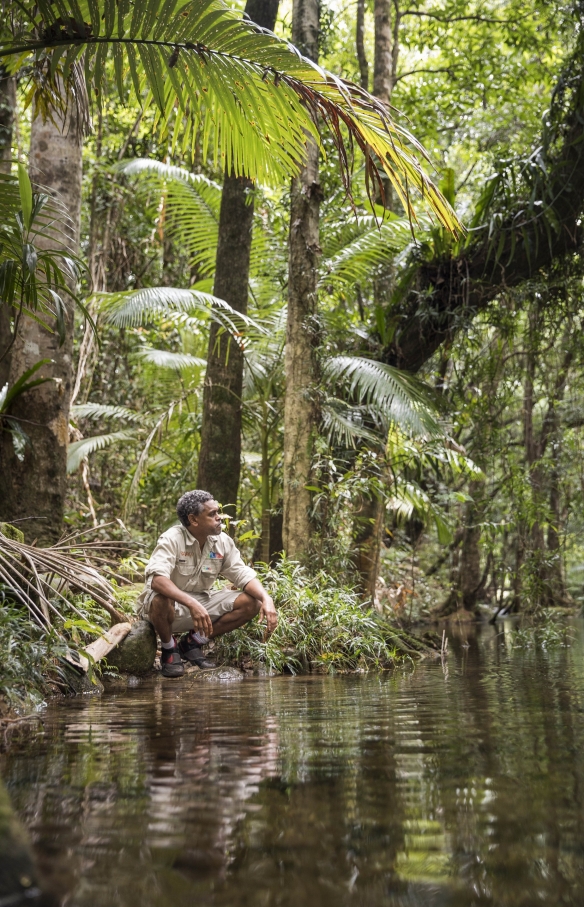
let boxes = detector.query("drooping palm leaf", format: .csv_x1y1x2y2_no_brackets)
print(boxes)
1,0,461,230
96,285,262,340
0,527,125,628
322,215,427,286
71,403,143,423
135,347,207,369
121,157,284,299
120,159,221,277
321,399,383,449
67,430,138,473
324,355,442,438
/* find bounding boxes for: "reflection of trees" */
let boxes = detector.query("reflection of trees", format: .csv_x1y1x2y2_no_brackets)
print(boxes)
3,636,584,906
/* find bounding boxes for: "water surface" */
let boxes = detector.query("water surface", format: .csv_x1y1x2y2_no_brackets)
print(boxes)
3,621,584,906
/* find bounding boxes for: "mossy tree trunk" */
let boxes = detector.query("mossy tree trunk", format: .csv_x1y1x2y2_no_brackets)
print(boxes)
0,96,82,544
282,0,321,558
0,69,16,394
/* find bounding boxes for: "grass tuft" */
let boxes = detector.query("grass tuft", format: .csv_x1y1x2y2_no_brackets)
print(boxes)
214,558,412,674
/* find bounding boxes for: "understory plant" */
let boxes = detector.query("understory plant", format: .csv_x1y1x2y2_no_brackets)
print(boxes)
213,558,430,673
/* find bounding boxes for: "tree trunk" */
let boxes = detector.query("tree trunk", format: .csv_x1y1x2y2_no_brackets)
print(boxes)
352,0,399,595
437,479,487,617
373,0,392,106
356,0,369,90
353,493,384,601
282,0,321,558
197,0,280,514
0,70,16,392
0,97,83,544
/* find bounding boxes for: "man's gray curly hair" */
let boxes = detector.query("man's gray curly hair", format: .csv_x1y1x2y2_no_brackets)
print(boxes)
176,490,214,528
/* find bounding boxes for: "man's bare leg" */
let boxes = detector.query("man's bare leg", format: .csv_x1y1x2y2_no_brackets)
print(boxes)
148,594,176,644
148,594,185,677
210,593,260,639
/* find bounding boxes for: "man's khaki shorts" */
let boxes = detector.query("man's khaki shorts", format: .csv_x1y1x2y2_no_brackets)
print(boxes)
140,588,240,634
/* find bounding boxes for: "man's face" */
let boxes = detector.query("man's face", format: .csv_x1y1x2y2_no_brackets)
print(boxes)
188,500,222,536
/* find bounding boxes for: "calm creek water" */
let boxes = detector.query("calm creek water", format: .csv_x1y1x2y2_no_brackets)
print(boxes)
2,620,584,906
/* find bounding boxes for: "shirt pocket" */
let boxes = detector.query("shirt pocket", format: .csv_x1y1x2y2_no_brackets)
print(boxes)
201,556,223,576
176,558,196,576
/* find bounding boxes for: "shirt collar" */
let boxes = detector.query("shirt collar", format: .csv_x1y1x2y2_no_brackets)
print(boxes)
182,527,220,547
182,526,196,546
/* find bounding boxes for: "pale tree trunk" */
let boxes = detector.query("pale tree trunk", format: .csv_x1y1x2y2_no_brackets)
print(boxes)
0,70,16,392
0,97,83,543
352,0,400,594
282,0,321,558
197,0,280,515
373,0,392,105
356,0,369,90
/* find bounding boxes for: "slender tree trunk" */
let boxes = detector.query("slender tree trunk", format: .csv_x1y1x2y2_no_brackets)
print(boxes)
0,70,16,392
282,0,321,557
352,0,399,594
0,97,83,543
197,0,280,514
356,0,369,90
373,0,395,105
353,493,384,601
436,478,487,617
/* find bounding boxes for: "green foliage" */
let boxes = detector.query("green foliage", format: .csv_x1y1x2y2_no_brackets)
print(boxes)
214,559,411,673
2,1,460,231
509,613,577,649
0,603,67,707
0,166,83,334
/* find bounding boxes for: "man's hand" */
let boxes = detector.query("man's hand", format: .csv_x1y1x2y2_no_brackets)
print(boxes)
259,594,278,637
186,599,213,638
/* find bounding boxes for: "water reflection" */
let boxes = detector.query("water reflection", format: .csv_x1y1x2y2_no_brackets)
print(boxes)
2,621,584,906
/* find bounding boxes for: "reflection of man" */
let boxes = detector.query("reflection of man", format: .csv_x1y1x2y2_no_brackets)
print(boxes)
137,490,278,678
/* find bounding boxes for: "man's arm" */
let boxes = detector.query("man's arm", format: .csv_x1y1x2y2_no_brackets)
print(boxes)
243,577,278,636
151,574,213,637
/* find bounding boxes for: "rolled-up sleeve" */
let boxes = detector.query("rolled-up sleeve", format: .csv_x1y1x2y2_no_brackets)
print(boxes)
144,533,177,584
221,538,256,589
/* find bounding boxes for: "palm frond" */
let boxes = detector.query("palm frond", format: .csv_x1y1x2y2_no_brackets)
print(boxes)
120,158,221,276
0,528,124,628
67,430,137,474
96,285,262,339
323,216,425,285
322,400,383,449
390,481,452,544
1,0,461,230
135,347,207,369
71,403,143,422
324,356,442,438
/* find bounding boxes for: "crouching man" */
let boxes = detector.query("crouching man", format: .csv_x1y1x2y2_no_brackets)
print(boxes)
137,489,278,677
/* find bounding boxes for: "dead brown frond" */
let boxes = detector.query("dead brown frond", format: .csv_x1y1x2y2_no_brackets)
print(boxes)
0,526,126,628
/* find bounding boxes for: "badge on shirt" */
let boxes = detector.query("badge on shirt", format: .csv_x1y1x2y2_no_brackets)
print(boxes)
201,551,223,574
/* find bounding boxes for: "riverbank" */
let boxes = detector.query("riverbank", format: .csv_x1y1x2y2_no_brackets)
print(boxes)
0,558,439,741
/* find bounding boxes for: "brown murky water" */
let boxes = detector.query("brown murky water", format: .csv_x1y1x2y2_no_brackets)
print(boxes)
2,621,584,906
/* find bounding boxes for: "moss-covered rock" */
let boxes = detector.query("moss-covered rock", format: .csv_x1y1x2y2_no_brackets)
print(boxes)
0,523,25,543
107,620,157,676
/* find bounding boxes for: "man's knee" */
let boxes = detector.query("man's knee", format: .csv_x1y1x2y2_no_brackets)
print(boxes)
149,594,175,621
234,592,260,620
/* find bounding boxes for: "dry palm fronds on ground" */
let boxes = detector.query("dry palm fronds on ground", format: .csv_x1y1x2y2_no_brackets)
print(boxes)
0,523,135,629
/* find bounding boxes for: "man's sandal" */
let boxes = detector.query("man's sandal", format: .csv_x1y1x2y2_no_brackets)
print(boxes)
160,645,185,678
178,634,216,669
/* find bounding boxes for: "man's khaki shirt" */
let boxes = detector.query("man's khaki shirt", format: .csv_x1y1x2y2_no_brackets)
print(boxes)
137,524,256,605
